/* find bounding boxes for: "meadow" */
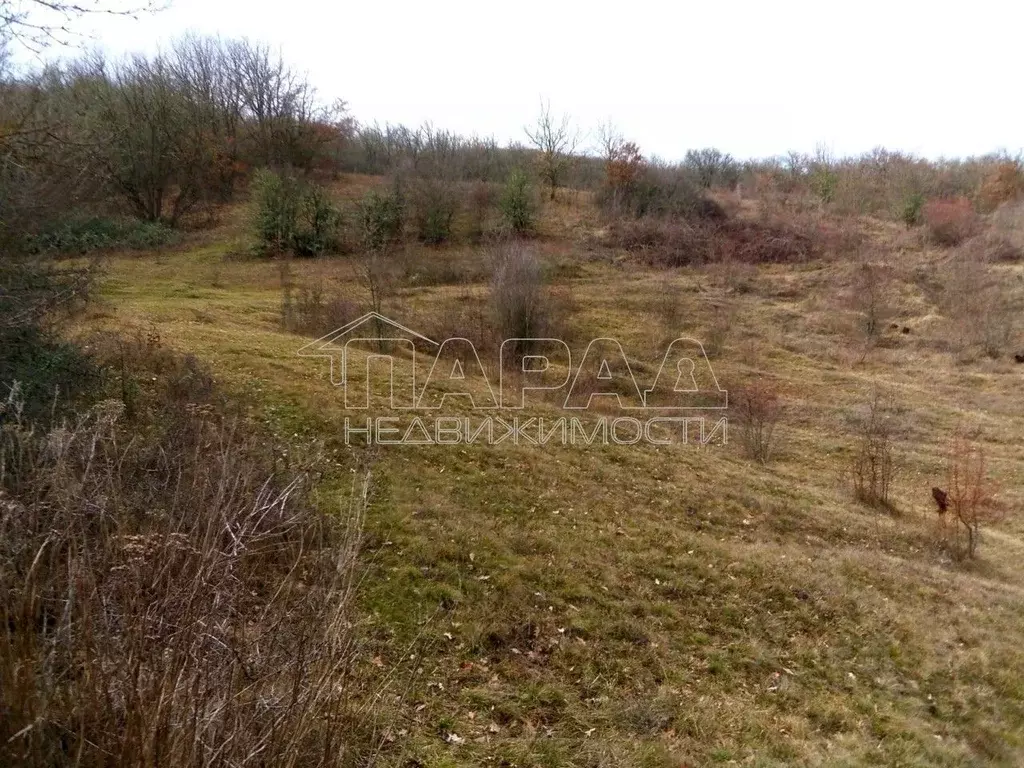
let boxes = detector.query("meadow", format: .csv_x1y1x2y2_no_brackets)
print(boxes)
57,172,1024,767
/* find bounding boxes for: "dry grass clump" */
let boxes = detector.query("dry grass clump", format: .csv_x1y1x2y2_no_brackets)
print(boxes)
0,359,371,766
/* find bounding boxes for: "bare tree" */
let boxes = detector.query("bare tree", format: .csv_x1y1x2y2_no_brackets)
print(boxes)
0,0,163,52
524,99,580,200
847,388,902,511
942,430,1004,558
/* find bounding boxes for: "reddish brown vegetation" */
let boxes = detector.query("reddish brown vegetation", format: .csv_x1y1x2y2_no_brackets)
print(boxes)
977,162,1023,213
734,379,784,463
605,211,858,267
939,432,1005,558
923,198,978,246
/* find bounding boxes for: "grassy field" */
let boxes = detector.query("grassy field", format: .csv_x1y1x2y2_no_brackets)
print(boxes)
77,181,1024,766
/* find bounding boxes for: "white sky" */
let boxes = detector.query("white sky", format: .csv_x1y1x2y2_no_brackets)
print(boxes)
65,0,1024,161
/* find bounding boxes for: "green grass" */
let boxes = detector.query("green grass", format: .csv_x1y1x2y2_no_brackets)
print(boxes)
75,185,1024,766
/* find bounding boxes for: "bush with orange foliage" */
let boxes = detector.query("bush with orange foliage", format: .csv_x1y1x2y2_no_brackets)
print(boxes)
598,140,645,215
922,198,978,246
977,161,1023,213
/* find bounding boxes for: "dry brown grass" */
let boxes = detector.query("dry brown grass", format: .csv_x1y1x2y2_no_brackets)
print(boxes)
0,347,374,767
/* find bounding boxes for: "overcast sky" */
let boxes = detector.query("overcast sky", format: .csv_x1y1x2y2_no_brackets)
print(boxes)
67,0,1024,161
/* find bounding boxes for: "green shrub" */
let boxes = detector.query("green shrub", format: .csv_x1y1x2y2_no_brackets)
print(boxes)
0,327,98,425
293,184,341,257
251,170,339,257
810,167,839,204
252,169,302,253
412,178,459,245
499,168,535,234
359,186,405,251
900,192,925,227
27,217,177,254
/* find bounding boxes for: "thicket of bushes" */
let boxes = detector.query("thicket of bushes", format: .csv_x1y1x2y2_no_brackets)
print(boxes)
26,216,178,254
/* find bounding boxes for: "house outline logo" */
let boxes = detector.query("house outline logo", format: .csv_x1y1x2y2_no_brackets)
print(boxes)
297,312,439,409
297,312,727,412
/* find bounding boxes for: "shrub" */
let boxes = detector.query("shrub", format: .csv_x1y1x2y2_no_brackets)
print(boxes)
900,192,925,227
490,242,547,357
939,431,1004,558
0,257,98,423
985,200,1024,261
359,186,405,251
467,180,496,242
606,212,840,268
703,301,736,359
848,389,901,510
810,166,839,204
251,170,340,257
499,168,536,235
943,245,1016,358
614,165,722,221
295,183,342,256
848,260,896,343
977,161,1023,213
0,352,371,766
412,177,459,245
605,217,712,266
601,140,645,214
733,379,783,463
923,198,978,246
281,281,360,337
252,168,302,253
27,216,178,254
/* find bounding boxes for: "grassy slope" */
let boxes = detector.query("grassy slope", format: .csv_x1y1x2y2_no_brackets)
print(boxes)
78,183,1024,767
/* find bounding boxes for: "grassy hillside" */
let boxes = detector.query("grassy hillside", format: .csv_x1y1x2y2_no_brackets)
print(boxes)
75,178,1024,767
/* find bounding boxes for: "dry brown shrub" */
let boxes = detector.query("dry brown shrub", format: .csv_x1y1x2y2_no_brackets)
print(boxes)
0,381,374,766
938,430,1005,559
942,243,1017,358
923,198,979,246
488,241,575,360
846,259,897,345
703,300,737,359
847,389,902,511
985,199,1024,261
977,161,1023,213
733,378,784,463
713,217,820,263
605,217,713,266
467,180,497,243
281,279,361,336
606,212,851,268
